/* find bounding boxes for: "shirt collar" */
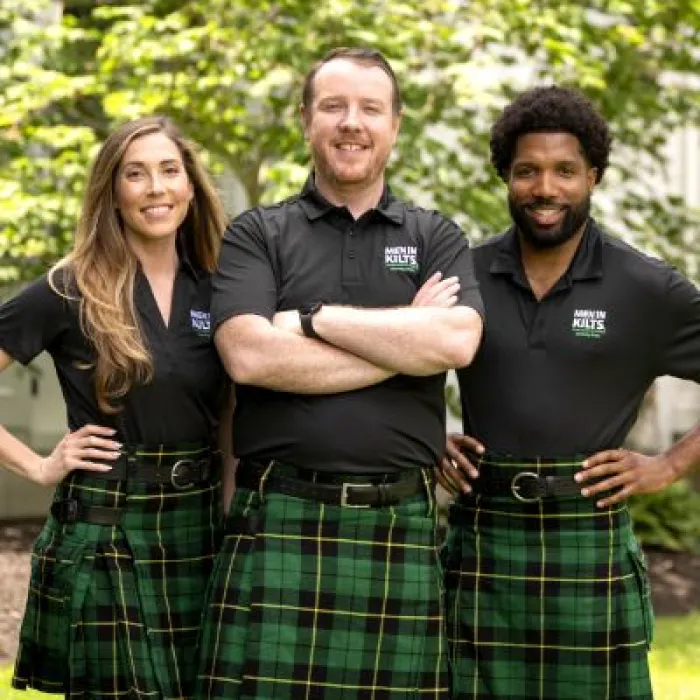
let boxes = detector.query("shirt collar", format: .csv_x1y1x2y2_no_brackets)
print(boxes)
569,220,604,281
297,173,405,224
490,219,603,285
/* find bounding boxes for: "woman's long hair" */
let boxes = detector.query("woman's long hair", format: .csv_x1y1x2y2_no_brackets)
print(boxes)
49,116,227,413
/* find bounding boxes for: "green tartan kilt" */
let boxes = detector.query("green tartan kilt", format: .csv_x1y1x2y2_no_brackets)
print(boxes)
196,468,449,699
12,460,222,700
443,456,654,700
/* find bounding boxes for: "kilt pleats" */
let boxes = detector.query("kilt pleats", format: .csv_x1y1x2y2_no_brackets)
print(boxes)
443,456,654,700
13,458,221,700
196,470,449,700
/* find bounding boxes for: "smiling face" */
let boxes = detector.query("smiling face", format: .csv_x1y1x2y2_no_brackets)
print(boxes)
114,131,193,249
302,58,401,203
507,132,597,249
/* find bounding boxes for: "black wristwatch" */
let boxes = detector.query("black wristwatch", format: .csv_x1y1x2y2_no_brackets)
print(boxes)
298,301,324,340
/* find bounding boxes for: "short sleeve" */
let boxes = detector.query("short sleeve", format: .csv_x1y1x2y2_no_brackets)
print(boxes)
0,275,70,365
421,213,485,318
656,268,700,381
211,209,279,330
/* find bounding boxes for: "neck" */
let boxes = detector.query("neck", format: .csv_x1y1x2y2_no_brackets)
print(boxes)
313,174,385,219
519,223,588,300
129,237,179,281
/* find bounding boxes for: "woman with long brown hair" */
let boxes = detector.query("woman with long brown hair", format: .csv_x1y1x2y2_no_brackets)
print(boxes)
0,115,232,698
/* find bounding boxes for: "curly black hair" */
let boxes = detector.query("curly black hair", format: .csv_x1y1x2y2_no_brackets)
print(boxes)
490,86,612,184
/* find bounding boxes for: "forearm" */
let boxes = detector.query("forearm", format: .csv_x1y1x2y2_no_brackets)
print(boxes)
216,318,395,394
0,425,43,484
313,305,483,375
662,422,700,480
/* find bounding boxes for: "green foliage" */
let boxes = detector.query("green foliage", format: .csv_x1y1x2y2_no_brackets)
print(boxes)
629,480,700,553
1,0,699,281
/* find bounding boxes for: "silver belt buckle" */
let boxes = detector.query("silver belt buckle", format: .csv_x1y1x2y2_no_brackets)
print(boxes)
340,482,374,508
171,459,195,490
510,471,541,503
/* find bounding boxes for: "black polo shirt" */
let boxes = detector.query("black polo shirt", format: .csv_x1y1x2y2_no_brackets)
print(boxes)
457,220,700,457
0,261,227,446
213,177,483,473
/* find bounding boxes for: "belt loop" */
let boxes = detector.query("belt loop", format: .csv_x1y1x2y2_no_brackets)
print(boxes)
124,446,137,499
474,451,486,507
258,460,274,501
62,478,76,535
117,414,134,493
124,444,138,469
421,468,434,516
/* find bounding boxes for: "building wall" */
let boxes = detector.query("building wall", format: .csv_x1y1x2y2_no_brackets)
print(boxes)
0,354,59,518
646,127,700,451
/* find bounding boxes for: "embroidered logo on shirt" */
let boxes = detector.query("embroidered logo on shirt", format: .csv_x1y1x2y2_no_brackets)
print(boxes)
571,308,606,339
384,245,419,272
190,309,211,337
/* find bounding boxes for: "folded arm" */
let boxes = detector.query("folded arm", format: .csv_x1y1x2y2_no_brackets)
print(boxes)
215,315,395,394
311,304,483,375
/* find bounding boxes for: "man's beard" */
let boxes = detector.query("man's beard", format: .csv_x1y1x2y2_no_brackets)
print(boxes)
508,194,591,249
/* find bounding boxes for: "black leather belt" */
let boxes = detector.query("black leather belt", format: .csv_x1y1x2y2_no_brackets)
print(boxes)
78,449,220,489
237,461,425,508
53,449,222,526
472,471,582,502
51,499,122,526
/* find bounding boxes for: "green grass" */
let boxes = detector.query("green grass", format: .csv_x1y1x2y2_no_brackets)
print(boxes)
0,665,61,699
649,612,700,700
1,613,699,699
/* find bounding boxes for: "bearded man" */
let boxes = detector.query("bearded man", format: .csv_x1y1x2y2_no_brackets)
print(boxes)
440,85,700,700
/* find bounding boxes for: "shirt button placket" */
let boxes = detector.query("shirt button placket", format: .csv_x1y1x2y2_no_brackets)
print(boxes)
342,224,359,286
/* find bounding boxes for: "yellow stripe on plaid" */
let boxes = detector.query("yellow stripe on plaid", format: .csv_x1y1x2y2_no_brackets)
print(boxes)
538,459,546,700
371,506,397,699
304,502,325,700
263,532,438,548
470,506,627,519
452,571,635,583
242,676,449,692
243,603,443,620
445,639,649,651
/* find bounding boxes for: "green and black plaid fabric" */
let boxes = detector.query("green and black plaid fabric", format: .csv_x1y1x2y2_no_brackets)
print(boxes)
443,454,654,700
196,466,449,699
12,445,222,700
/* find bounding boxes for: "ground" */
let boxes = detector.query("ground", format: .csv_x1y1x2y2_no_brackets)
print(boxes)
645,546,700,616
1,520,699,663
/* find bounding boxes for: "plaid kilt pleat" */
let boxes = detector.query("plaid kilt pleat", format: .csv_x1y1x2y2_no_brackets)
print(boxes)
196,468,449,699
12,448,222,700
443,455,654,700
